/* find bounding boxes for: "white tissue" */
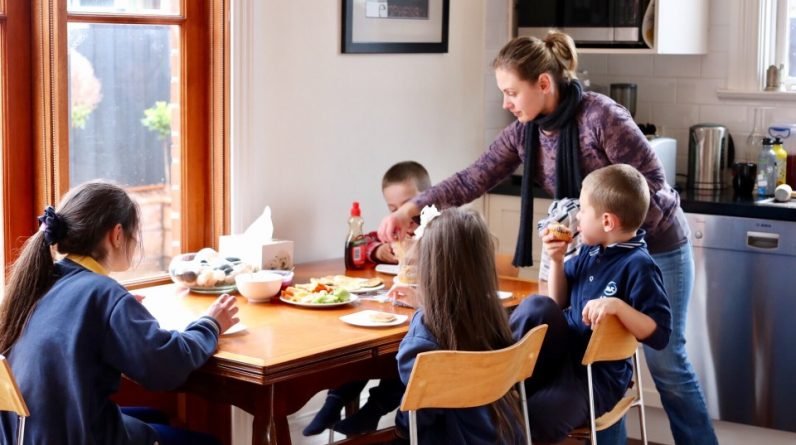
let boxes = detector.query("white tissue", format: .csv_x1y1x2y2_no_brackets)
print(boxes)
244,206,274,242
220,206,294,270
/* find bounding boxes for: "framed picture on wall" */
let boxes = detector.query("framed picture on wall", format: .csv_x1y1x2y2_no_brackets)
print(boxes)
342,0,450,54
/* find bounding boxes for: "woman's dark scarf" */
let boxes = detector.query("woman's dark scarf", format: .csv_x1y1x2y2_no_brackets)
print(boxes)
513,79,583,267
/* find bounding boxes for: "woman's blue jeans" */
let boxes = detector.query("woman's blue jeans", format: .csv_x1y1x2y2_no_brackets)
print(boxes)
598,241,718,444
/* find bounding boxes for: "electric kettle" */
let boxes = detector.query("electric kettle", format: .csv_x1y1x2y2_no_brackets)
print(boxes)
687,124,734,190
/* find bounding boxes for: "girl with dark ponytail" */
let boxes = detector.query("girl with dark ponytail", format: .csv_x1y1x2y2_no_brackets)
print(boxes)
0,181,239,445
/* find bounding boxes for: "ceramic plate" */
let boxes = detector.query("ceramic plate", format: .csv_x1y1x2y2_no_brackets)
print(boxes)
189,284,237,294
392,277,417,287
222,323,247,335
375,264,400,275
497,290,513,300
279,295,359,308
340,310,408,328
349,283,385,294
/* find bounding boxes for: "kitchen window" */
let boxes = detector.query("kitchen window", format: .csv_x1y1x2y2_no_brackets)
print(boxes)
773,0,796,90
0,0,230,286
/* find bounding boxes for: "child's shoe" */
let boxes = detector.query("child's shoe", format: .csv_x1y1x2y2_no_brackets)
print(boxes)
333,401,383,436
302,397,344,436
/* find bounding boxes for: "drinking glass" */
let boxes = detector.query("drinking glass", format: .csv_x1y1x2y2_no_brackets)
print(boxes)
746,107,773,157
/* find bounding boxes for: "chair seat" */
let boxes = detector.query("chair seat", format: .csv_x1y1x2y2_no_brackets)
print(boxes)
569,395,636,437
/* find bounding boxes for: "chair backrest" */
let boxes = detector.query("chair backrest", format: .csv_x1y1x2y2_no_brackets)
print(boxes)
0,355,28,417
495,253,520,278
581,315,638,365
400,324,547,411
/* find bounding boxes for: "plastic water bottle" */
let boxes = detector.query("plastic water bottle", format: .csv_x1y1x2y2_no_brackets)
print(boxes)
757,138,777,197
772,137,788,187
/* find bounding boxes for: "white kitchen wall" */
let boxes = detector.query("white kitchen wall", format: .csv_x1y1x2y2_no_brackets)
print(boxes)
579,0,796,182
231,0,487,263
480,0,796,444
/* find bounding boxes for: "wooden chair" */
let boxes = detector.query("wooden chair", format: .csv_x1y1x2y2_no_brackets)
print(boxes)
0,355,29,444
399,324,548,445
568,315,647,445
495,253,520,278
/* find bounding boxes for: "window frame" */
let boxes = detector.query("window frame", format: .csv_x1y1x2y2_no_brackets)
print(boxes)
2,0,230,288
773,0,795,89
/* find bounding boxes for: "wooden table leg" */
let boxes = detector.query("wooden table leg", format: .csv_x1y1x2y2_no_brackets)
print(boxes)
272,412,293,445
251,399,273,445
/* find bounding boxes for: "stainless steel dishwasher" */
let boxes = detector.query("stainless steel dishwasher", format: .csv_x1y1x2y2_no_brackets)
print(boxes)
685,213,796,433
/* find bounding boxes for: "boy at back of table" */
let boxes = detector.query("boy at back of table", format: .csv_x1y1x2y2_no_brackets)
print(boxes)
363,161,431,264
509,164,672,443
302,161,431,437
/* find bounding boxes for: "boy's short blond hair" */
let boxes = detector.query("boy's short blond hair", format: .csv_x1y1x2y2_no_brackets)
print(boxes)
581,164,649,231
382,161,431,192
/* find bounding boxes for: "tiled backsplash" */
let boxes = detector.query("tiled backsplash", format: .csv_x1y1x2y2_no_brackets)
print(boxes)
483,0,796,182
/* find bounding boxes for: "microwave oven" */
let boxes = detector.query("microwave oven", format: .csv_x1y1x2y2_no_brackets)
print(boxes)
516,0,652,48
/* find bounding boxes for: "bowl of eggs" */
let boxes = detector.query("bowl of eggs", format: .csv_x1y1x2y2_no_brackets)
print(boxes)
168,248,256,293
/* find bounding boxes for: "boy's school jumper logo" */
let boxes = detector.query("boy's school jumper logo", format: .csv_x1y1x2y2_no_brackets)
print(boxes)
602,281,618,297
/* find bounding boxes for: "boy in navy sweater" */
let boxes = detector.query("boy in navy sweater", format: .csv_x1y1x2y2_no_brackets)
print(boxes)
509,164,672,443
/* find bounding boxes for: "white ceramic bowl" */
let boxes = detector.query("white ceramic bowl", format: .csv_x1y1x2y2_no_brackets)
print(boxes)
235,271,283,303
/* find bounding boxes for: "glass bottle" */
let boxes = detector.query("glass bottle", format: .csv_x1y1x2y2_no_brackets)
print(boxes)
746,107,772,155
345,201,368,270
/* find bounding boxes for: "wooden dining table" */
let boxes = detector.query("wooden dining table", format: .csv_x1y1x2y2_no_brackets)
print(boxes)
137,259,539,445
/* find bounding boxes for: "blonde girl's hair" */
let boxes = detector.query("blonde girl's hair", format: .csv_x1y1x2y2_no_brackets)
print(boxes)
416,207,525,444
492,30,579,86
582,164,650,231
0,181,141,353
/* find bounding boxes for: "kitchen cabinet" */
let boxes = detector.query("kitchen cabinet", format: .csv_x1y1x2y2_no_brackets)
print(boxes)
485,194,552,281
512,0,708,55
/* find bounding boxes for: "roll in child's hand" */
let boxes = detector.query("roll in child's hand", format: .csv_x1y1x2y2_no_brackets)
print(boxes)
545,222,573,243
204,293,240,334
541,222,572,262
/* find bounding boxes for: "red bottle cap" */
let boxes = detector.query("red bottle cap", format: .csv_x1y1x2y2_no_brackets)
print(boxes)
350,201,361,217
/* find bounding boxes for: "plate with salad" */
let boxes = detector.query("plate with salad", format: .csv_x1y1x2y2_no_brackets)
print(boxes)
279,282,358,308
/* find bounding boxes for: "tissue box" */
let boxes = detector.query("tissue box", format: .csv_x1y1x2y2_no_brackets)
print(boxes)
219,236,294,270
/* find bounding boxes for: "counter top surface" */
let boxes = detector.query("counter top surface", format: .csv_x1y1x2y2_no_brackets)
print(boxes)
489,175,796,221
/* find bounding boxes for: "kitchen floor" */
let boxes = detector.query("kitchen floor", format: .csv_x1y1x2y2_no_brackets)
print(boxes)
285,390,661,445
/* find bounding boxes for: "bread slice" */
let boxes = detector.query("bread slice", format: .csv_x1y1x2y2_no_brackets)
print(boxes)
368,311,397,323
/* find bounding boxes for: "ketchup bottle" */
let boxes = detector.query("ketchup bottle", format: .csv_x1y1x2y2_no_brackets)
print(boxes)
345,202,367,270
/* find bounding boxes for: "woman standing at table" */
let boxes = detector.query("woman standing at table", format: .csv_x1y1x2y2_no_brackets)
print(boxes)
0,181,238,445
378,31,717,444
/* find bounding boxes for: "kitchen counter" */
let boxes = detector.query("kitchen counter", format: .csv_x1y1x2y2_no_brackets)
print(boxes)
488,175,796,222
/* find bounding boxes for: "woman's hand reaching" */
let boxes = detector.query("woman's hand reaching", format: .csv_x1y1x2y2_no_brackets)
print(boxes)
204,293,240,334
378,202,419,243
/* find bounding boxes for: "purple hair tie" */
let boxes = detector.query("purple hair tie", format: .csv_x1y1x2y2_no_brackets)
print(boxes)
37,206,67,245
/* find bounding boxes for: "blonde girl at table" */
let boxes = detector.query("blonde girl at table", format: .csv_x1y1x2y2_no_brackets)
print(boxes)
0,181,239,445
393,207,526,444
